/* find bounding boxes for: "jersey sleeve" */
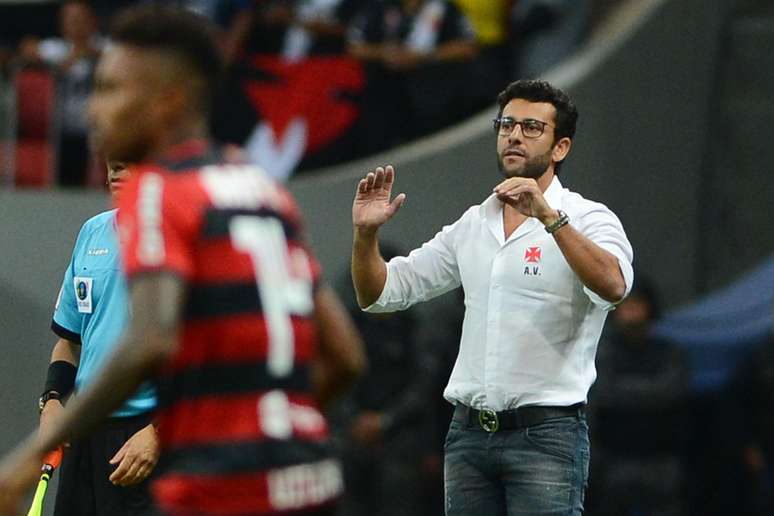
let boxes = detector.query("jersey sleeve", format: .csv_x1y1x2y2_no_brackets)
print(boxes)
51,225,87,343
117,171,198,281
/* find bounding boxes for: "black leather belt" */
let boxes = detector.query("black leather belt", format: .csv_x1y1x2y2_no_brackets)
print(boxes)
454,403,585,433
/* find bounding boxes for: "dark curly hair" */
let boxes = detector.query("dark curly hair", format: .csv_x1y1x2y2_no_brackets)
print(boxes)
496,80,579,173
110,5,223,114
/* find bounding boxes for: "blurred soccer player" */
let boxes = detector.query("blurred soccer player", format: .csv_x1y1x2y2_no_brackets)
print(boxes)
40,159,159,516
0,6,364,516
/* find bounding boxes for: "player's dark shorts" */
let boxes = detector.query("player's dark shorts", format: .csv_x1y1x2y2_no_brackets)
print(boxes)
54,412,159,516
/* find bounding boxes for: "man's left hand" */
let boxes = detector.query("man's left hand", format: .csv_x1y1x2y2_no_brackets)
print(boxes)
493,177,558,224
0,441,46,516
108,424,159,486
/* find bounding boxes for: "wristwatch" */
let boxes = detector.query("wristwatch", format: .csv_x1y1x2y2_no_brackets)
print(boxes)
38,390,62,414
544,209,569,234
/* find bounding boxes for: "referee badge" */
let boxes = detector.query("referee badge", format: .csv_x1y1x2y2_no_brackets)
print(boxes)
74,276,93,313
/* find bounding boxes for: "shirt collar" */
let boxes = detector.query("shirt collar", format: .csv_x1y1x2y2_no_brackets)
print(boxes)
543,176,564,208
151,138,222,172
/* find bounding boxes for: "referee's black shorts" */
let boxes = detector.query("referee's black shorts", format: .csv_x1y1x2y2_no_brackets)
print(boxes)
54,412,158,516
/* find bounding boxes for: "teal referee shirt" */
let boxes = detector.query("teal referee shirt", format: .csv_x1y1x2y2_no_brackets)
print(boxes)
52,209,156,417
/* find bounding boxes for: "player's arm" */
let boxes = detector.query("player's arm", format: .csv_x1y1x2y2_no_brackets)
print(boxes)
36,272,183,459
45,225,86,412
49,339,80,366
38,339,80,445
41,244,84,442
0,272,183,512
311,285,366,407
42,337,81,407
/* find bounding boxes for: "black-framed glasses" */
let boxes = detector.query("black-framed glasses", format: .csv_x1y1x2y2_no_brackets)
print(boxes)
493,117,553,138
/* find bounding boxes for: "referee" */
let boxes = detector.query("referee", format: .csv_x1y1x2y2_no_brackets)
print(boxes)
38,161,158,515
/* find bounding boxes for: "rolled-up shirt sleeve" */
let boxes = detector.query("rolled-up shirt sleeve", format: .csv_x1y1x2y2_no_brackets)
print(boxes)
364,215,465,313
576,203,634,310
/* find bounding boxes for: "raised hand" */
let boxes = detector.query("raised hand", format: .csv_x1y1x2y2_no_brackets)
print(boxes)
352,165,406,233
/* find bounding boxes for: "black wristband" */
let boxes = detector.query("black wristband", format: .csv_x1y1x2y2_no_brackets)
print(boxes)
43,360,77,397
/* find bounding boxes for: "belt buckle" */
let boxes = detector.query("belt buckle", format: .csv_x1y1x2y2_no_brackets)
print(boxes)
478,408,499,433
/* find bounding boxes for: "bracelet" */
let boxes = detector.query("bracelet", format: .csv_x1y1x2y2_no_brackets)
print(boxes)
38,390,62,413
544,210,569,234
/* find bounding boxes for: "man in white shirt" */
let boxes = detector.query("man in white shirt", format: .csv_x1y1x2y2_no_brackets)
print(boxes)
350,79,633,515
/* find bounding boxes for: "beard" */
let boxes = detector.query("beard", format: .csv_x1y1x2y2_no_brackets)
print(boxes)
497,148,552,179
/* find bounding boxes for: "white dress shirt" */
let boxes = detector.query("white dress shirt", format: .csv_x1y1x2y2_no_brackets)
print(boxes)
365,177,634,411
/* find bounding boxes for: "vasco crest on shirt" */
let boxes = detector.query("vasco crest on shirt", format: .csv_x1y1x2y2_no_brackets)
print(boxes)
523,246,542,276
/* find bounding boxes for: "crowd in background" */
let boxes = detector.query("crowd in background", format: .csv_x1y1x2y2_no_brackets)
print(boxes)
0,0,599,187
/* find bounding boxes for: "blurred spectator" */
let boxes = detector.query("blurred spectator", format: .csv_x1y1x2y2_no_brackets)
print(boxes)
211,0,367,181
217,0,361,63
726,311,774,516
348,0,477,138
512,0,590,77
331,244,436,516
0,2,59,57
588,276,689,516
218,0,294,63
454,0,516,107
348,0,476,71
17,0,103,187
87,0,136,29
283,0,364,61
175,0,222,19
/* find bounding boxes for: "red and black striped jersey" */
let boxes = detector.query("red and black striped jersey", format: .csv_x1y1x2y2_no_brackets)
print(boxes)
117,140,342,515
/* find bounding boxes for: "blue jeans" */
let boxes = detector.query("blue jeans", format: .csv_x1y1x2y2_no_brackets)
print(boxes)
444,411,590,516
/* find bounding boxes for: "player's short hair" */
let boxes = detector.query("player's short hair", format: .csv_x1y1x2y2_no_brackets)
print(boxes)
110,5,223,113
496,80,579,173
62,0,94,8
